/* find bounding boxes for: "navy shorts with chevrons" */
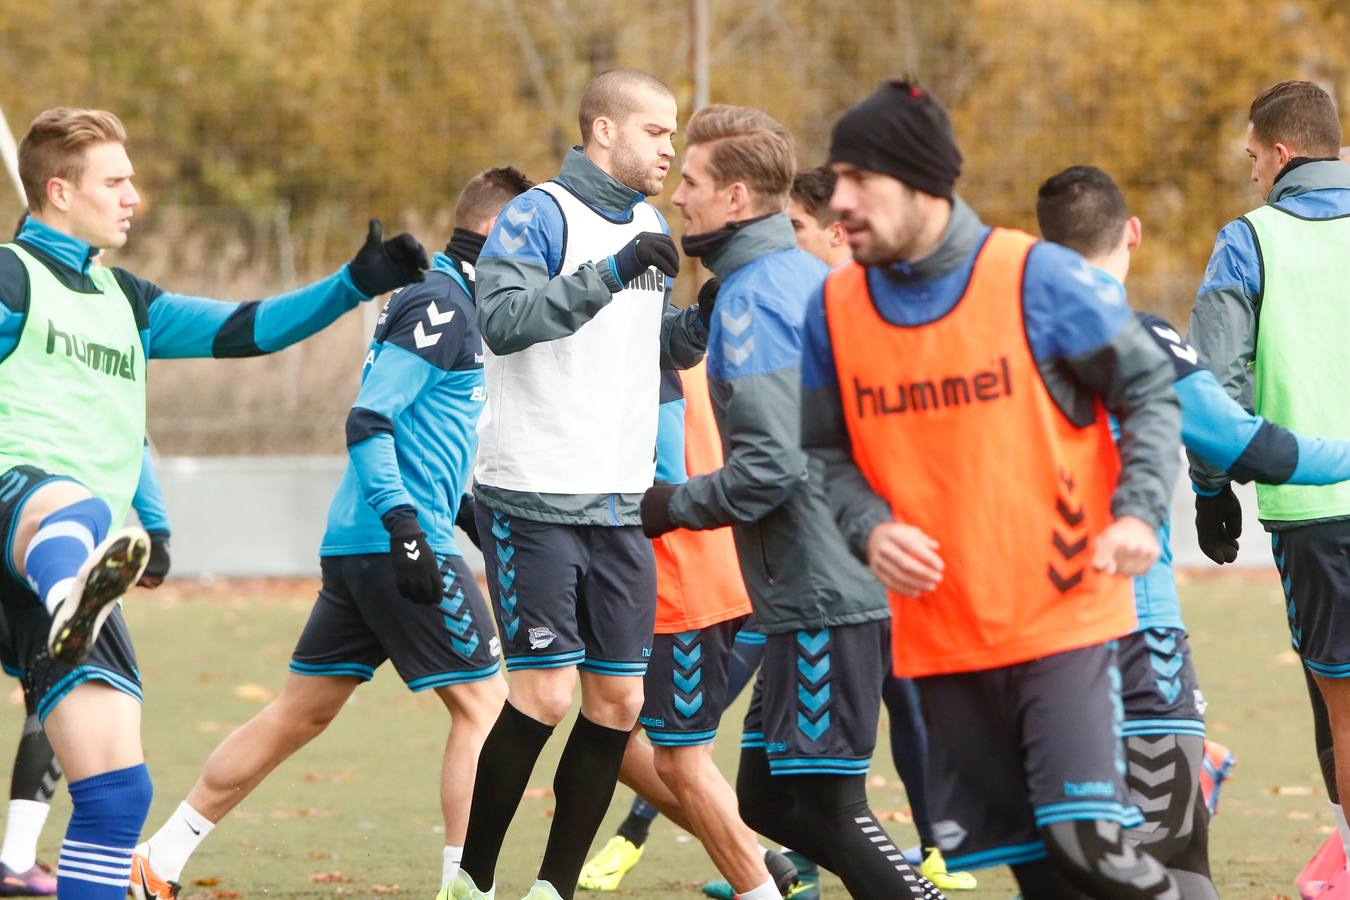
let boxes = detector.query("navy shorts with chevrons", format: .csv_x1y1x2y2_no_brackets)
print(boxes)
475,504,656,675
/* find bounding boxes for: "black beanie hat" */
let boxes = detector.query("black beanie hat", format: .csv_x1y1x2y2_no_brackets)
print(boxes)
828,80,963,199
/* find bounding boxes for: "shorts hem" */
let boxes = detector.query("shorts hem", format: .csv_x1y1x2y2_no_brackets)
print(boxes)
36,665,142,722
504,650,586,671
578,658,647,677
741,730,765,749
406,662,501,692
1304,658,1350,678
1033,800,1143,828
768,756,870,776
944,841,1047,871
645,728,717,747
1122,717,1205,738
289,660,377,681
734,631,767,646
2,663,23,679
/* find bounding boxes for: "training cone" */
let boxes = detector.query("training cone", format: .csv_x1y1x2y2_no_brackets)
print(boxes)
1297,833,1347,899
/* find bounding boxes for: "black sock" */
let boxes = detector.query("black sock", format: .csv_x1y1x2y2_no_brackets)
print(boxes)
794,774,935,900
11,715,61,802
616,796,660,847
460,703,555,889
538,715,631,898
882,674,936,848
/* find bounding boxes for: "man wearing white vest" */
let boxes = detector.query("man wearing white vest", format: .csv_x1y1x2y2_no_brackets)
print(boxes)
452,68,707,900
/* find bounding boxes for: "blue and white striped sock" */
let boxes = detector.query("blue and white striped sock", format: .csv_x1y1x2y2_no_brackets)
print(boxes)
22,498,110,615
58,764,152,898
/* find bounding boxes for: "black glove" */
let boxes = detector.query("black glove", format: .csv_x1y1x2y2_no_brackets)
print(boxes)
611,232,680,286
696,277,720,330
455,494,483,552
382,508,442,605
640,482,680,539
1195,484,1242,564
348,219,429,296
138,530,170,588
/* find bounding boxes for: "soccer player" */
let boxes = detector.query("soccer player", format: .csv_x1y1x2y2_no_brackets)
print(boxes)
128,168,531,900
582,351,802,900
803,81,1183,898
0,443,171,899
786,167,850,270
451,69,706,900
0,107,427,900
638,104,938,900
1186,81,1350,861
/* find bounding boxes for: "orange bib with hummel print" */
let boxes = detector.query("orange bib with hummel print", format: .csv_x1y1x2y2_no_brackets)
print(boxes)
824,228,1134,678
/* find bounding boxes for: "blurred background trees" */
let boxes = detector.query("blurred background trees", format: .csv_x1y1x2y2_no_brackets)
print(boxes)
1,0,1346,452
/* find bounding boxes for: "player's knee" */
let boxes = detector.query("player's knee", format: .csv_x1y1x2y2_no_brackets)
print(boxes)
1042,819,1175,895
510,673,575,726
578,677,644,729
651,745,700,792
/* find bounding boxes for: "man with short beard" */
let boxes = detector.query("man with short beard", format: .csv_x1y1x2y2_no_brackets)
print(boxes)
451,68,707,900
802,81,1182,898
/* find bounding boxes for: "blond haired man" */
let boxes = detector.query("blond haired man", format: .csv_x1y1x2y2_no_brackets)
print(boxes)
638,104,939,900
0,107,425,899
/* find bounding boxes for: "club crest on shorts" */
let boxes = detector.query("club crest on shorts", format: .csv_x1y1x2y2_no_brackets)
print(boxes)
489,636,501,658
528,626,556,650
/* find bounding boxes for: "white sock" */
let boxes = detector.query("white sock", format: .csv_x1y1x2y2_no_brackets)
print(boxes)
738,878,782,900
0,799,50,872
442,845,463,888
1333,802,1350,870
145,801,215,882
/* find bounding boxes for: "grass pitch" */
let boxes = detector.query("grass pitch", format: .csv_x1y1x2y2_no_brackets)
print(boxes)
6,571,1323,898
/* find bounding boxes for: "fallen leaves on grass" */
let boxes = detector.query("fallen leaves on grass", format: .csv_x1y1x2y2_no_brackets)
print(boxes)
370,885,400,894
1270,785,1315,796
309,871,353,883
193,876,220,886
234,683,277,703
271,807,333,819
303,770,354,784
309,851,336,860
1272,650,1301,668
876,808,914,823
523,787,554,799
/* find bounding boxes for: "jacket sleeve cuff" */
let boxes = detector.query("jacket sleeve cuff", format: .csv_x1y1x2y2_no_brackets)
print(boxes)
599,258,624,293
847,506,893,564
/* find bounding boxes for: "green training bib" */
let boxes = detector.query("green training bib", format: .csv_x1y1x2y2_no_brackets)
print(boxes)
0,244,146,522
1248,204,1350,521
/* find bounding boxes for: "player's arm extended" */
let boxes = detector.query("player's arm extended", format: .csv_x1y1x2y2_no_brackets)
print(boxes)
130,439,171,535
123,267,370,360
476,193,625,355
1185,219,1261,494
1179,369,1350,486
799,288,892,563
663,292,806,530
1028,245,1180,528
